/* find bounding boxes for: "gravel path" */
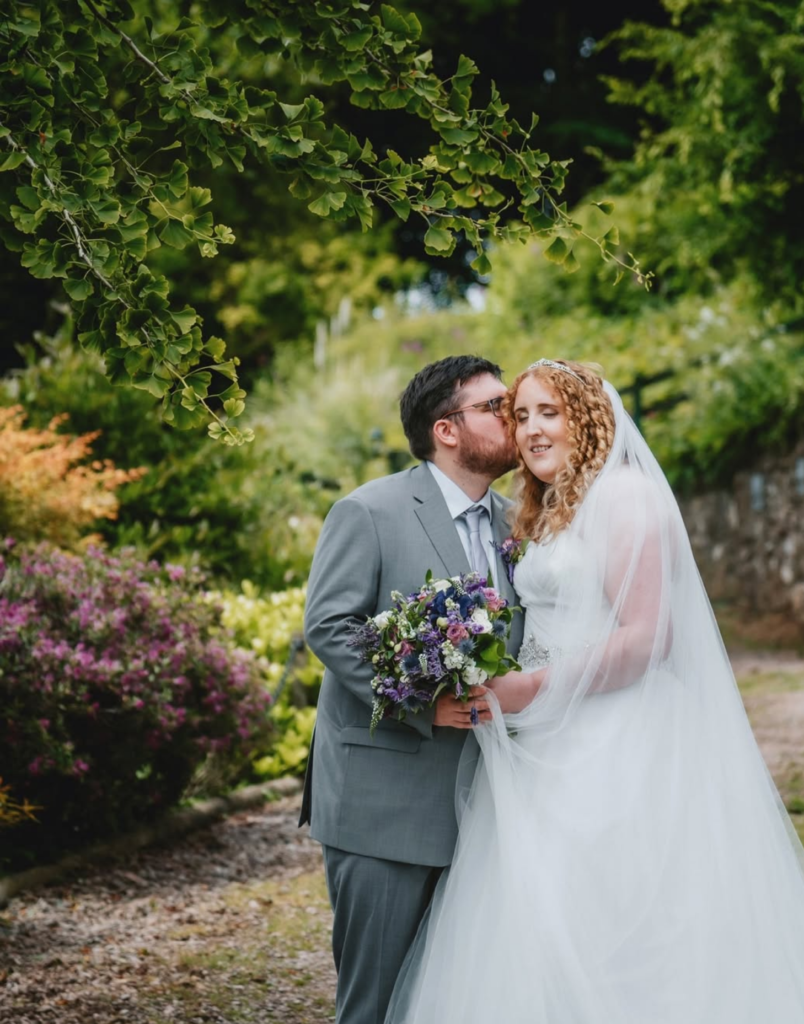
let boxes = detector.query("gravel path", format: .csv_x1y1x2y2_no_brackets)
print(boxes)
2,649,804,1024
0,795,334,1024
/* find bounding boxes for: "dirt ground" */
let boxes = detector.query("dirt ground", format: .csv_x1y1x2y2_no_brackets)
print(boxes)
0,796,336,1024
2,650,804,1024
731,649,804,815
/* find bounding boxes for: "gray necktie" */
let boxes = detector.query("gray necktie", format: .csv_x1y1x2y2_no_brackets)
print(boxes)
463,505,489,580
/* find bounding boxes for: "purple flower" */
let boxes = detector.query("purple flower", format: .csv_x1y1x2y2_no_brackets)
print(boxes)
446,623,469,642
425,647,445,679
494,537,527,585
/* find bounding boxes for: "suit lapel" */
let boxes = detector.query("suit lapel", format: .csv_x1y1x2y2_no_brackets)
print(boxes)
411,463,471,577
489,491,516,610
411,466,522,654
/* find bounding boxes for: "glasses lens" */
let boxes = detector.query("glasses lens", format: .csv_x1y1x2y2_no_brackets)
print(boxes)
490,396,503,417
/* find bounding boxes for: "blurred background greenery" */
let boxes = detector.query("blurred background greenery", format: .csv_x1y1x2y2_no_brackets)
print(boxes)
2,0,803,826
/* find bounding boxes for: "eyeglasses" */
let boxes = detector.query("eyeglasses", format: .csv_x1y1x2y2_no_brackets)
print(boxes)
442,396,504,419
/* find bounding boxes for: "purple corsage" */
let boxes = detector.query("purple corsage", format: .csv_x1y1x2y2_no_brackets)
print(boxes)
494,536,528,585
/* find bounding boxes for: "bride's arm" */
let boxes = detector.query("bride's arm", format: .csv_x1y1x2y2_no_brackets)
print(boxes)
491,474,675,709
586,508,673,693
487,668,547,713
579,472,676,694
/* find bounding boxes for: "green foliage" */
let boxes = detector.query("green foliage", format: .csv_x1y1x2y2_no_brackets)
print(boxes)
205,221,423,368
253,355,415,493
1,327,333,587
263,227,804,497
254,705,317,779
601,0,804,301
0,0,646,441
215,583,324,779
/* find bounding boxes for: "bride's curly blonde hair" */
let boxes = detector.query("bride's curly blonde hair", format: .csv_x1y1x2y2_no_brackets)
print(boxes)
503,360,616,542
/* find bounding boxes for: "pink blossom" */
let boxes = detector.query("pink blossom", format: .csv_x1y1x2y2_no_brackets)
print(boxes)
482,589,505,612
446,623,469,642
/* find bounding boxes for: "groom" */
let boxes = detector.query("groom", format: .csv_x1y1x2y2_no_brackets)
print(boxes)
299,355,524,1024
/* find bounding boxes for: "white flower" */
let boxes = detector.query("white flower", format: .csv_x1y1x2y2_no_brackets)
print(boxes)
432,579,451,592
699,305,715,324
464,662,488,688
470,608,492,633
442,641,465,670
374,610,393,629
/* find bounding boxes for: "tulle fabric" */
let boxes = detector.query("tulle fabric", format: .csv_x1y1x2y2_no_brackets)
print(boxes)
385,383,804,1023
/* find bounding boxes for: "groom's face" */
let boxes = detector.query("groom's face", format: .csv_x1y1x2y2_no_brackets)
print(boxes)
451,373,518,478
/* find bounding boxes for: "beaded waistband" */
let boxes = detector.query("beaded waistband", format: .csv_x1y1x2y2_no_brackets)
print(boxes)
518,634,561,670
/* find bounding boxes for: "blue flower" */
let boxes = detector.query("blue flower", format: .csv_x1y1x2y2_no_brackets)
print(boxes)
429,591,448,619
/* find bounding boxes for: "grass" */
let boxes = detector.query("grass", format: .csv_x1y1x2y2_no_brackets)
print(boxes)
715,600,804,654
736,669,804,696
141,869,334,1024
224,870,331,952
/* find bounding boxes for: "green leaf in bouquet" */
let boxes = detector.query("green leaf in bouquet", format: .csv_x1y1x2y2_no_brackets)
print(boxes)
432,680,450,701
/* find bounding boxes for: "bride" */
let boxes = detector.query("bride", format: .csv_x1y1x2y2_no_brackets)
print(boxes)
385,359,804,1023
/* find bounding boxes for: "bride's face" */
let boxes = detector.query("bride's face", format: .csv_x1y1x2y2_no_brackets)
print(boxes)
512,375,571,484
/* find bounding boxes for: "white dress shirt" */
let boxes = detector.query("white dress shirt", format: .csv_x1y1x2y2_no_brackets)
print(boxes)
425,461,497,579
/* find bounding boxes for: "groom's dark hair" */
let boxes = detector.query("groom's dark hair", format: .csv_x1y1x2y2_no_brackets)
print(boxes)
400,355,503,461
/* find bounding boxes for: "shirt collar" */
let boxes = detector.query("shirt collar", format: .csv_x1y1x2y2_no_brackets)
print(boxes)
425,461,493,521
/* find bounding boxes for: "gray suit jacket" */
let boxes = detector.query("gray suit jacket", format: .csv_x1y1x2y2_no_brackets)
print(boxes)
300,462,524,867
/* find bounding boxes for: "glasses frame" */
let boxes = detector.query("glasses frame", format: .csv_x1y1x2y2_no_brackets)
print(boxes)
442,396,504,420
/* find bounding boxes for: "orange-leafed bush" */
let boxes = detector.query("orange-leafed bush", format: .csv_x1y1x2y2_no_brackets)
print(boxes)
0,406,147,549
0,777,41,829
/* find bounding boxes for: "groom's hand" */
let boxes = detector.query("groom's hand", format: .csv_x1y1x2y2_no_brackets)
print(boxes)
434,687,492,728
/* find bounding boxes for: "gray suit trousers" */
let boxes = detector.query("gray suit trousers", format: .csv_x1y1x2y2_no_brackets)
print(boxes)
323,845,442,1024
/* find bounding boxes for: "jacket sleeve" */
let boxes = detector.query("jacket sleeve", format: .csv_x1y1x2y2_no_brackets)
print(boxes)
304,494,435,739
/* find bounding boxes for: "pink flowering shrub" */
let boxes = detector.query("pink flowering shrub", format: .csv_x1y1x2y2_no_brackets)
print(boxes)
0,541,272,869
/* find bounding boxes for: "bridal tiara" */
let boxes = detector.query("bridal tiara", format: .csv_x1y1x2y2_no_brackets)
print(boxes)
527,358,586,384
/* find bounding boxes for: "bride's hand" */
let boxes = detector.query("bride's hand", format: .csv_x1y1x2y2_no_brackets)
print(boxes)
487,670,543,713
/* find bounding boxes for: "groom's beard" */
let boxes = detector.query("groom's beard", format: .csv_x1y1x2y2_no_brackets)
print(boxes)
457,430,519,479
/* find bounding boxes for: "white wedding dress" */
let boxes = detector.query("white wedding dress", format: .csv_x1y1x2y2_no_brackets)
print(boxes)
385,384,804,1024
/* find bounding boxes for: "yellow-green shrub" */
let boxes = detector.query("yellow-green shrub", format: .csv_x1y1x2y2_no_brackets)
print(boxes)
214,582,324,778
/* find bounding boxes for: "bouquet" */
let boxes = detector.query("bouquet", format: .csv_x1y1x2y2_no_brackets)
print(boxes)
348,571,520,734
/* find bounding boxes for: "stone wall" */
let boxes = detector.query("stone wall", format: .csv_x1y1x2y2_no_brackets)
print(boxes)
678,441,804,626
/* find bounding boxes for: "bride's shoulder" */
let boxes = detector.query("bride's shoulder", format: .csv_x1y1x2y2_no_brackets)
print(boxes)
590,467,670,527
